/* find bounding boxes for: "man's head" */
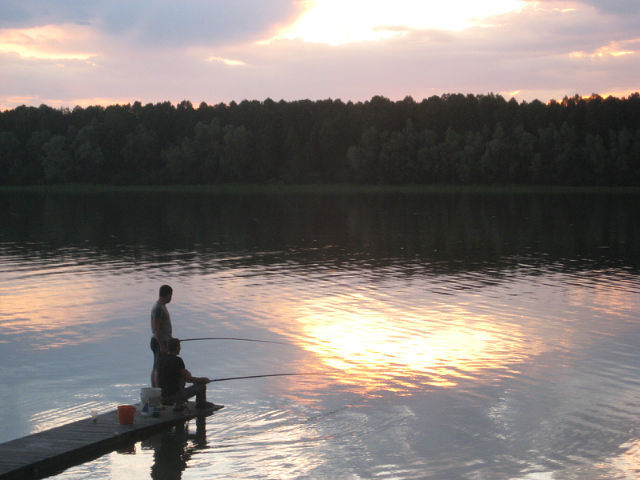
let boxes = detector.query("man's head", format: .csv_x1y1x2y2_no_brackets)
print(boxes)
159,285,173,302
167,337,181,354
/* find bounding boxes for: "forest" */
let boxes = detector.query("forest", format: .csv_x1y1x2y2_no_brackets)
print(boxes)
0,93,639,186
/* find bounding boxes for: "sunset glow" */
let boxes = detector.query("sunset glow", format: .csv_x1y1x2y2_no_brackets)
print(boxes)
0,270,117,349
205,55,248,67
0,24,97,62
281,294,532,394
0,0,637,112
571,39,639,59
273,0,526,44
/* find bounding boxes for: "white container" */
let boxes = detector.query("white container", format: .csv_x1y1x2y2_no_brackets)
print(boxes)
140,387,162,415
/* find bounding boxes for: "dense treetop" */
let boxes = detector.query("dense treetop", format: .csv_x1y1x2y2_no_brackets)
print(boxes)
1,93,639,185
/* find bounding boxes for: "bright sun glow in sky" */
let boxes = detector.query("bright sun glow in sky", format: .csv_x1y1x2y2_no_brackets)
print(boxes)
276,0,526,44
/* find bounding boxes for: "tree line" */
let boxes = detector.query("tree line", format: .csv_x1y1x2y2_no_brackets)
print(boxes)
1,93,639,185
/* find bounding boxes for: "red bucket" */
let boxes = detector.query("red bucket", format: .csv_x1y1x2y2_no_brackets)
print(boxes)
117,405,135,425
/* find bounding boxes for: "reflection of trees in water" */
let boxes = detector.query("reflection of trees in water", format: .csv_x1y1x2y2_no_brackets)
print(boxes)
143,417,207,480
1,191,638,273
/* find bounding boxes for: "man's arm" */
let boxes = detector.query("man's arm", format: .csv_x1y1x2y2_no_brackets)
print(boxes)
151,315,166,353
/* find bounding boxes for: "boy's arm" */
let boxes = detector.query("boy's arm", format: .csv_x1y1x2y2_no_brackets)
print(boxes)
185,369,210,384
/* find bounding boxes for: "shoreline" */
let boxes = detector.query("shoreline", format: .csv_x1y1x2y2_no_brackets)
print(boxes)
2,183,640,195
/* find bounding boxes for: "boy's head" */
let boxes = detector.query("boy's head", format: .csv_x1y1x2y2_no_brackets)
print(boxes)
167,338,181,354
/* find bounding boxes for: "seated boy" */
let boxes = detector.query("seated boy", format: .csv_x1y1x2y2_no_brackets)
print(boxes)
158,338,220,411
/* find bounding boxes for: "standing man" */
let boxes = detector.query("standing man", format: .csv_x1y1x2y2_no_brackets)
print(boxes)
151,284,173,387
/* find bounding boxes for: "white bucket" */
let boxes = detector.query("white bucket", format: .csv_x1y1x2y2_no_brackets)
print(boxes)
140,387,162,415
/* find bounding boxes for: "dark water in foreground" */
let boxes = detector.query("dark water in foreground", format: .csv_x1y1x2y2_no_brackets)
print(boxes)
1,189,640,479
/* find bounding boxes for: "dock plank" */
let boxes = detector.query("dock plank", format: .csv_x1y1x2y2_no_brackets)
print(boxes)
0,402,222,480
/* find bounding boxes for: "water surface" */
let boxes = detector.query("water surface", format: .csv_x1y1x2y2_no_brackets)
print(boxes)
1,189,639,479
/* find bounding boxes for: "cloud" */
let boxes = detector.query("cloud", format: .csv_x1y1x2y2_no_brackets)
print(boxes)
0,24,98,61
205,56,248,67
526,0,640,33
0,0,96,28
101,0,300,46
577,0,640,16
570,39,639,59
0,0,299,46
0,0,638,109
233,3,640,103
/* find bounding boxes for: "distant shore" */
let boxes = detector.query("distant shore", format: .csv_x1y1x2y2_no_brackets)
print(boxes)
2,184,640,195
2,95,639,187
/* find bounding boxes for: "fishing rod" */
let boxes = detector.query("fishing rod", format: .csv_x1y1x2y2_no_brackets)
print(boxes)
181,337,288,345
208,372,326,383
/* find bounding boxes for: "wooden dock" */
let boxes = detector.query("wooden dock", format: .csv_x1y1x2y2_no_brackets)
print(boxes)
0,402,223,480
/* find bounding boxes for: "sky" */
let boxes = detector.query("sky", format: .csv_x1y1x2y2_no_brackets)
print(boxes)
0,0,639,110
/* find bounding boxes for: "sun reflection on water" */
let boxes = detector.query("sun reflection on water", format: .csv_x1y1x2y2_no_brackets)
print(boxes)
603,439,640,478
279,294,533,394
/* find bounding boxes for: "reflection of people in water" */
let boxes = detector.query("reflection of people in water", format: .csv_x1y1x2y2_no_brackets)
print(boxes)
148,417,207,480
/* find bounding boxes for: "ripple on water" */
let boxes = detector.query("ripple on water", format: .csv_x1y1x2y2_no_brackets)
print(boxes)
3,239,640,479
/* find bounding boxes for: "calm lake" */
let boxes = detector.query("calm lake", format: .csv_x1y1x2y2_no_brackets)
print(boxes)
1,187,640,479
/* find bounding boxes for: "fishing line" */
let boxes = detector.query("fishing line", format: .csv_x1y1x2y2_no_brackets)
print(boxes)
181,337,288,345
209,372,327,383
